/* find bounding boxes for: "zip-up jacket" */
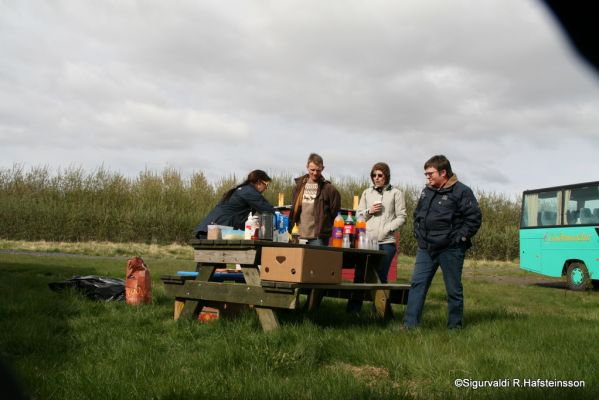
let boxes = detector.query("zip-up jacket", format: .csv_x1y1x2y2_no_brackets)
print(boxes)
358,185,407,243
194,184,275,236
288,175,341,239
413,175,481,252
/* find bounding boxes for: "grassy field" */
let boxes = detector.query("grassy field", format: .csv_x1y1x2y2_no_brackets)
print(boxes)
1,242,598,400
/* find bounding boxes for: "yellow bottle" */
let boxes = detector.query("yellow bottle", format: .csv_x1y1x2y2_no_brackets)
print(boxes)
291,224,300,244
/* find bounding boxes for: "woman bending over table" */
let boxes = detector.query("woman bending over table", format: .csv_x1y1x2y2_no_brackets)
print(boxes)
194,170,275,239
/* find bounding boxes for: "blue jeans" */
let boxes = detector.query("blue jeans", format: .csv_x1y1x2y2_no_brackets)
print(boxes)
403,247,466,329
347,243,396,312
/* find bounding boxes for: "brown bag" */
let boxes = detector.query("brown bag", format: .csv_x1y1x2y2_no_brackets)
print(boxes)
125,256,152,305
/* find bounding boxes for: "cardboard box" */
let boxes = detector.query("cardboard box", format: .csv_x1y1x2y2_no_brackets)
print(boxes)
197,303,248,323
207,225,233,240
260,247,342,283
207,225,221,240
198,307,219,322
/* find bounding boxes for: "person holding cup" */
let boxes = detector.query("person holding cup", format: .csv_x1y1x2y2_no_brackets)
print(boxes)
347,162,407,313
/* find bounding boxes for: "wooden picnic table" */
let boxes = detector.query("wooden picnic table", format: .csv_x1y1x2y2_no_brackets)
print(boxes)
160,239,410,331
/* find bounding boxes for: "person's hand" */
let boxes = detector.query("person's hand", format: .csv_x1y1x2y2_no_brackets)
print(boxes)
370,202,382,215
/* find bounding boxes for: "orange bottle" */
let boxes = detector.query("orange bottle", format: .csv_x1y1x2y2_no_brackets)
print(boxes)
331,212,344,247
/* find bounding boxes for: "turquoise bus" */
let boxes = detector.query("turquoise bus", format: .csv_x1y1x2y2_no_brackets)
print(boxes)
520,181,599,290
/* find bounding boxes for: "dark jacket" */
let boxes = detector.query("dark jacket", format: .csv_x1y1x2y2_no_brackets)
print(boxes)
288,175,341,239
413,175,482,252
194,184,275,236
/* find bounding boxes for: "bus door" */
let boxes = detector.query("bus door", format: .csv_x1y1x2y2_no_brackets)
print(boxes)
520,190,561,274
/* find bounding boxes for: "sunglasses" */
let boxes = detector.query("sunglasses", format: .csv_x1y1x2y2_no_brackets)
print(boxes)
371,173,385,178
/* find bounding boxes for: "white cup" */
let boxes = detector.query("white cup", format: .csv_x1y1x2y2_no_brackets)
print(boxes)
372,200,383,214
370,238,379,250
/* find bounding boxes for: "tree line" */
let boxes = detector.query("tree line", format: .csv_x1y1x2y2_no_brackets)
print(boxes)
0,165,520,260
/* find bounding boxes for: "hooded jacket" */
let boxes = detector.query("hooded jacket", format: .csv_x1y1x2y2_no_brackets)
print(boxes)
194,184,275,236
358,185,407,243
288,175,341,239
413,175,482,252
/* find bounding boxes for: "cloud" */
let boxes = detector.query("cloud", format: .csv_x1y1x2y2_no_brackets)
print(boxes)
94,101,249,149
0,0,597,198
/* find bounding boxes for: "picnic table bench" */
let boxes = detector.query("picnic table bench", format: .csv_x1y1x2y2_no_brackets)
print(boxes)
160,239,410,331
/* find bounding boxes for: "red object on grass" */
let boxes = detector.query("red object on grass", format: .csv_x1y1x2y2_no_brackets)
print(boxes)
125,256,152,305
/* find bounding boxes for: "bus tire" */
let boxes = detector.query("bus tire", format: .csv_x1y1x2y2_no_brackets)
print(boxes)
566,262,591,291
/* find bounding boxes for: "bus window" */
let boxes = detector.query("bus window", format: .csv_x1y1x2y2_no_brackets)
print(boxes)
521,190,561,227
565,184,599,225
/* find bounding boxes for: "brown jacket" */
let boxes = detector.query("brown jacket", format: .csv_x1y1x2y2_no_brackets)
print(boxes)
288,175,341,239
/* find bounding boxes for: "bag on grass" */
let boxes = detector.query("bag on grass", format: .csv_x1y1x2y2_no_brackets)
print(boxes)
125,256,152,305
48,275,125,301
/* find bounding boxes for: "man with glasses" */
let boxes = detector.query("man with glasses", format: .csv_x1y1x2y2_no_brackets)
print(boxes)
403,155,481,329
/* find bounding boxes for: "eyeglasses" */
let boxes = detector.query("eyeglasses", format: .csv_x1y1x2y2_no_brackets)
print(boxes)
371,173,384,178
424,170,438,177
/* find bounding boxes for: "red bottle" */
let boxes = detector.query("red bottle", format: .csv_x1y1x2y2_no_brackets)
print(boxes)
343,212,355,248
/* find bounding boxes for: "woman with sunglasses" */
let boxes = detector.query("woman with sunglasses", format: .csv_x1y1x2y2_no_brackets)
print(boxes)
193,170,275,238
347,162,407,313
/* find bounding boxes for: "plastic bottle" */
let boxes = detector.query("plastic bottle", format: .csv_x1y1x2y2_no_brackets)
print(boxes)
355,212,366,248
331,212,344,247
342,233,351,248
343,211,355,248
291,223,300,244
244,213,254,240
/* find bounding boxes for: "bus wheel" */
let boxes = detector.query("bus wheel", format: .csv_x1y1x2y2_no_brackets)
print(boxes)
566,262,590,291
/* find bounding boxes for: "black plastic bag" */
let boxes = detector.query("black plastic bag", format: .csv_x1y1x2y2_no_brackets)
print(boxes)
48,275,125,301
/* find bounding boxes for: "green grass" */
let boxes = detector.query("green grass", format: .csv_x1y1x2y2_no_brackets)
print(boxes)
1,250,598,400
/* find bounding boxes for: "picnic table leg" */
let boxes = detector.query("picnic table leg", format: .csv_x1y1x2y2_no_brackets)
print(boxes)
179,300,205,319
174,264,217,320
174,299,185,320
195,262,216,280
306,289,324,312
240,265,280,332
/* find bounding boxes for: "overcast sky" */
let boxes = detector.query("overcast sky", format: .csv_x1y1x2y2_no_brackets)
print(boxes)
1,0,597,198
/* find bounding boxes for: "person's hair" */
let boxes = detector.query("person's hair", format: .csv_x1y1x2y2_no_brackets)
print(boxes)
424,155,453,177
222,169,271,202
306,153,324,168
370,162,391,185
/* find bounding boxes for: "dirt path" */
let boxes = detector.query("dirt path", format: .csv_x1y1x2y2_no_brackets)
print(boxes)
0,249,128,260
